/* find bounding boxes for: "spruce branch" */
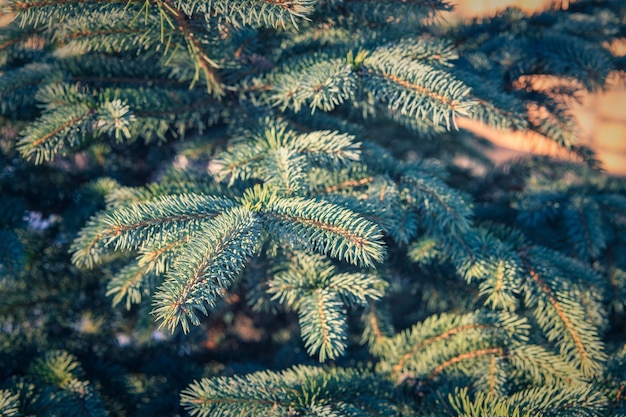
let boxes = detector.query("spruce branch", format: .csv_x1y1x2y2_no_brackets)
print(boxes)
362,52,474,129
214,123,360,185
52,7,159,54
520,246,606,377
14,81,216,162
71,181,386,334
449,385,608,417
507,344,584,386
536,31,613,92
16,103,95,164
299,289,348,361
0,390,19,417
263,195,386,267
564,196,606,261
507,384,608,416
267,252,385,360
292,130,360,168
0,63,59,114
29,351,108,417
262,147,308,196
181,365,397,417
270,58,358,113
182,0,316,29
155,0,224,94
428,347,504,380
361,302,395,357
2,2,624,414
527,103,581,149
136,233,192,275
400,172,473,236
407,236,441,265
152,206,262,333
266,253,330,308
71,194,235,268
458,71,530,132
0,23,46,68
8,0,137,28
106,262,154,309
385,36,458,67
337,0,453,24
380,311,528,381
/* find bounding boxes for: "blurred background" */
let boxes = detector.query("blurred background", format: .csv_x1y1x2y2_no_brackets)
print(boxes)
452,0,626,176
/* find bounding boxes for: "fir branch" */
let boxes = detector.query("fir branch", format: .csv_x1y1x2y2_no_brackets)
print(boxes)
270,58,358,113
181,365,397,417
106,262,153,309
507,384,608,416
382,311,527,380
157,0,224,94
0,62,56,113
564,196,606,261
428,347,504,380
29,351,108,417
152,206,261,333
520,246,606,377
0,390,19,417
361,303,394,357
261,147,308,196
71,194,235,268
338,0,453,25
214,125,359,184
508,344,583,386
362,52,474,129
400,172,473,236
299,289,347,361
181,0,316,29
17,104,95,164
263,196,386,267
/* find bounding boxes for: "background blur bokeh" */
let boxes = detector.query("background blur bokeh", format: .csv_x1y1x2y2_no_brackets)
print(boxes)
452,0,626,176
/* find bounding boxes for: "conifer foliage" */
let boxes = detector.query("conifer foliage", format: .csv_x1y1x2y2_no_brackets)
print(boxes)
1,0,626,415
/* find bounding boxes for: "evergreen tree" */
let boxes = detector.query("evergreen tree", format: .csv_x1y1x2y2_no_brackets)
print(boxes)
1,0,626,415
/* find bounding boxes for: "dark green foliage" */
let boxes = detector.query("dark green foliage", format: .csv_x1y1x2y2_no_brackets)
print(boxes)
181,365,399,417
1,0,626,415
